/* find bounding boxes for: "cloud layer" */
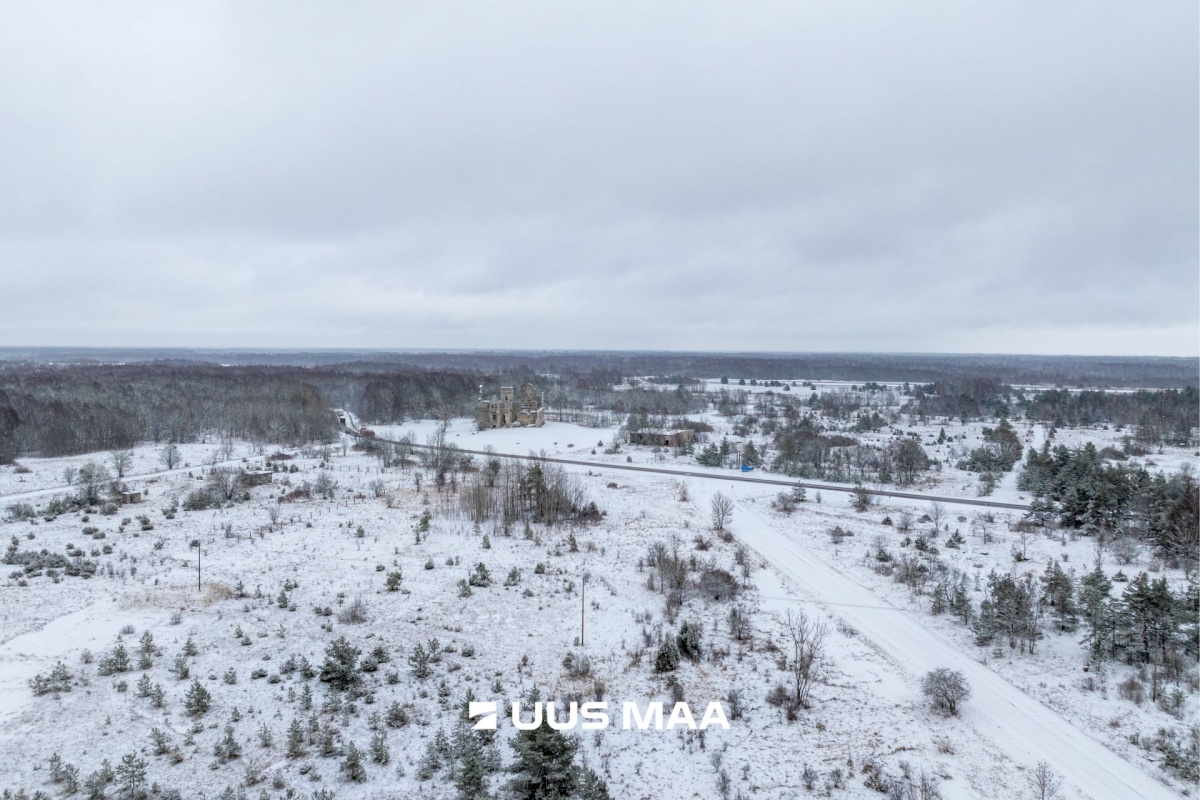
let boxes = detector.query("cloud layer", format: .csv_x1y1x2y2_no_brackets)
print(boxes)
0,2,1195,355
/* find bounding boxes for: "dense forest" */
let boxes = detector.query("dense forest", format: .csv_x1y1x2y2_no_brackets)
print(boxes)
0,365,341,459
0,364,521,461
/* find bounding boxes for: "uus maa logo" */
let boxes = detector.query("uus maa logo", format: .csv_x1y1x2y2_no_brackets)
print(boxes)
468,700,730,732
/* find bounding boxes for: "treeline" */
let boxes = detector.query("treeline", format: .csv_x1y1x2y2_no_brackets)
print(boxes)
0,364,514,461
4,348,1196,388
0,365,339,460
545,385,706,418
1018,443,1199,574
906,381,1198,438
1023,388,1197,446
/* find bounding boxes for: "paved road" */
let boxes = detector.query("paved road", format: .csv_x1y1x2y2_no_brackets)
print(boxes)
692,481,1175,800
369,432,1031,512
0,458,248,504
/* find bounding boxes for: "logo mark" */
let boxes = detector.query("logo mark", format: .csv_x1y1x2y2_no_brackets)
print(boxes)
469,701,498,730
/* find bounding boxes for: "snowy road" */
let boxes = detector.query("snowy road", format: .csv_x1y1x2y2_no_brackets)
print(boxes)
690,482,1176,800
374,434,1031,511
0,457,251,504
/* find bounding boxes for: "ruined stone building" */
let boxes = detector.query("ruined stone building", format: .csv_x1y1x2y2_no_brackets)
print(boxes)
476,384,545,429
628,429,695,448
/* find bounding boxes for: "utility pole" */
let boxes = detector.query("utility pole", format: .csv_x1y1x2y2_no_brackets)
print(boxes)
196,543,201,591
580,575,586,647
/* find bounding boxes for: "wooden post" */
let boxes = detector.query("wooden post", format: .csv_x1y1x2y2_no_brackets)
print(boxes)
580,576,586,647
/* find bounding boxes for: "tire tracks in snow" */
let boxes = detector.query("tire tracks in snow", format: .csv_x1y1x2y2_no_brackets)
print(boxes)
690,482,1176,800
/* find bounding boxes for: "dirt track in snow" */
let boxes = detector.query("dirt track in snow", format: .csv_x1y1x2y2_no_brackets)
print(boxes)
689,481,1176,800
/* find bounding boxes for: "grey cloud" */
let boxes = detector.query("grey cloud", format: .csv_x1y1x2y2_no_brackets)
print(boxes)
0,1,1194,355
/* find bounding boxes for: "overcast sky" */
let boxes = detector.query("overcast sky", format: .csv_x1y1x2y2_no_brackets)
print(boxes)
0,2,1195,356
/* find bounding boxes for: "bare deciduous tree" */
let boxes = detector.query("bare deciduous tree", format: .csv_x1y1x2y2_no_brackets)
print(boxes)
208,467,243,501
970,513,993,544
710,492,734,532
781,609,829,709
928,501,946,533
922,667,970,715
1013,526,1032,561
1028,761,1063,800
159,443,181,471
110,449,133,478
76,461,111,505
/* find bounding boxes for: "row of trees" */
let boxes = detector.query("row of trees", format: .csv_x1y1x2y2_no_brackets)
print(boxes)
906,380,1198,434
1024,387,1197,446
767,416,932,485
459,456,599,526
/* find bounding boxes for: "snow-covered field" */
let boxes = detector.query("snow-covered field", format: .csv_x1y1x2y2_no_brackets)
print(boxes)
0,407,1195,799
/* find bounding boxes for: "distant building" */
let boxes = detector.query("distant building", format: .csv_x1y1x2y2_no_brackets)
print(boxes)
120,489,143,504
242,470,274,486
476,384,545,429
628,429,695,448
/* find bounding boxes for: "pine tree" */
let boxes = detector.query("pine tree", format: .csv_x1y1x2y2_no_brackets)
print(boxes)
213,727,242,763
653,639,680,673
577,766,612,800
929,582,947,616
341,741,367,782
742,440,762,468
286,719,305,758
319,724,339,757
184,679,211,717
468,562,492,587
676,621,702,662
455,732,486,800
508,724,579,800
370,731,390,765
150,728,171,756
115,753,147,799
1039,559,1078,632
409,643,432,680
950,573,973,625
1079,565,1114,660
696,444,722,467
319,636,361,691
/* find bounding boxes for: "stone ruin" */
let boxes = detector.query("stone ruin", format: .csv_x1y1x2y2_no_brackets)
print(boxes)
475,383,545,429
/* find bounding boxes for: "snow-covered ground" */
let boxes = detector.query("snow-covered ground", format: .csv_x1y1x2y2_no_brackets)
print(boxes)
1,411,1195,799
